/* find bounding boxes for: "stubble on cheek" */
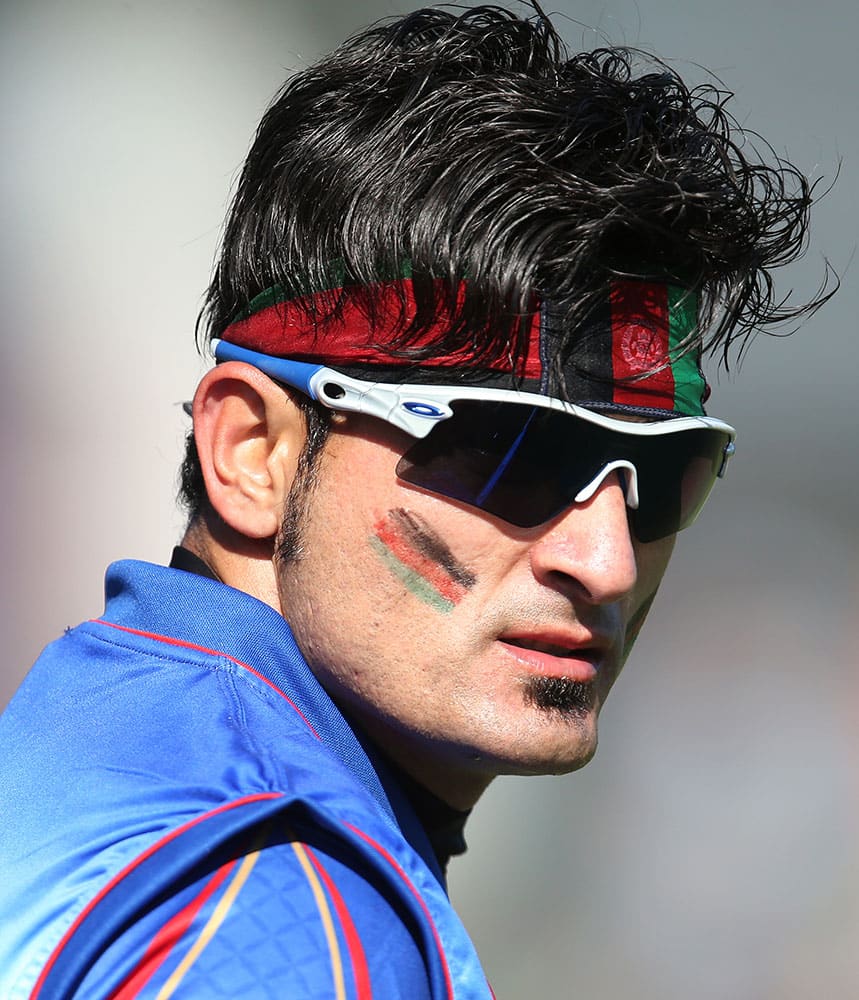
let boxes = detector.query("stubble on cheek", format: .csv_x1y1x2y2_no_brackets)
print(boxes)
622,589,658,661
369,508,476,615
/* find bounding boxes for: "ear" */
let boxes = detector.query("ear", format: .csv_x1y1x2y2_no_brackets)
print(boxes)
191,361,306,540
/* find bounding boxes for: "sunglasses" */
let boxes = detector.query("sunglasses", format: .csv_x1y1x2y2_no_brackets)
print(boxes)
213,339,735,542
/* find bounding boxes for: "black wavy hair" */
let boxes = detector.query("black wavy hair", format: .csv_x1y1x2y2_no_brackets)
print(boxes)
181,1,831,518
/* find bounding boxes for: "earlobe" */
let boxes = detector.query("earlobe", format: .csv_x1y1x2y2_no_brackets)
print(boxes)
191,362,305,540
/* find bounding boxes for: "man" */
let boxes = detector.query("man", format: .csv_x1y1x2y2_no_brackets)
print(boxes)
0,5,824,997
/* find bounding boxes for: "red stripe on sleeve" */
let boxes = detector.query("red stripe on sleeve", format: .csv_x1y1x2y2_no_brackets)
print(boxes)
106,860,238,1000
343,822,454,1000
304,845,374,1000
29,794,282,999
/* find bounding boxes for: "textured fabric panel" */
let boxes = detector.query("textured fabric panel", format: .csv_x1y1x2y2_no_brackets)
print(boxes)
75,829,429,999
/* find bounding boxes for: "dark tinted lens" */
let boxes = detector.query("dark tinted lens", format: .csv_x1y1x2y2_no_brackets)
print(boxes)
396,402,584,526
396,401,730,539
629,428,731,542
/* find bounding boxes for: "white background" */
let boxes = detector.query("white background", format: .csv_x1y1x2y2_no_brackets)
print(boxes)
2,2,856,996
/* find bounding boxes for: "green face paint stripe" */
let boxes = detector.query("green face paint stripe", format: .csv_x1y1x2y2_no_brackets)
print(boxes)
374,511,472,603
667,285,705,416
369,536,455,614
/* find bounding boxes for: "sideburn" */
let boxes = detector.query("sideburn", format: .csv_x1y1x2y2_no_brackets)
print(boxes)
276,399,332,564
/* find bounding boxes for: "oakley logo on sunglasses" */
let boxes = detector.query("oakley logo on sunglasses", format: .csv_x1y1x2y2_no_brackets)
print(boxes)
212,339,735,542
402,401,449,419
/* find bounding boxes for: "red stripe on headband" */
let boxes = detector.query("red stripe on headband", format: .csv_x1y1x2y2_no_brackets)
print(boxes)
223,279,544,379
609,281,675,409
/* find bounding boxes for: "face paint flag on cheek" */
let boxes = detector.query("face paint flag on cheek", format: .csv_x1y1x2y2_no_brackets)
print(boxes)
370,509,476,615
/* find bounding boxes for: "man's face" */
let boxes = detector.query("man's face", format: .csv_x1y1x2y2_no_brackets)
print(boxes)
275,412,674,804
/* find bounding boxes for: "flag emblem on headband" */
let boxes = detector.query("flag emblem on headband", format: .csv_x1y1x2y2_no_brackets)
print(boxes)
620,327,665,369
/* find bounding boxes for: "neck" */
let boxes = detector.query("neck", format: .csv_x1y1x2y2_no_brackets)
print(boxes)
181,515,283,614
340,709,495,811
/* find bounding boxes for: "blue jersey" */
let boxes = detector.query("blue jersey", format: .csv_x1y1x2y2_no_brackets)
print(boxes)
0,561,493,999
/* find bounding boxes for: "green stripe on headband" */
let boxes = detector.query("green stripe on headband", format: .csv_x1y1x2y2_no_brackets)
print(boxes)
232,258,416,324
667,285,706,415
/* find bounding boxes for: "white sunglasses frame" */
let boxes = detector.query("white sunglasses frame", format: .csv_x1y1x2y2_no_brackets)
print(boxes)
212,338,736,515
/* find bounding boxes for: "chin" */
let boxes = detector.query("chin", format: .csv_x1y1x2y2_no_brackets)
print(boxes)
485,712,600,778
519,737,599,776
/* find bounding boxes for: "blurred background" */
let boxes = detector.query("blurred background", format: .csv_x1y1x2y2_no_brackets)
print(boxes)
1,1,856,996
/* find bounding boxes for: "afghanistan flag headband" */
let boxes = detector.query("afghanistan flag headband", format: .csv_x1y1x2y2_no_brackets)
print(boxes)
220,273,710,419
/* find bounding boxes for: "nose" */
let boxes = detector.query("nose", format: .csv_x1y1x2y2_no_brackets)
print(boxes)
528,472,637,605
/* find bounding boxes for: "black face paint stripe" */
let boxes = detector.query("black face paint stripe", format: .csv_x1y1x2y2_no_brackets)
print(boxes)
389,508,477,590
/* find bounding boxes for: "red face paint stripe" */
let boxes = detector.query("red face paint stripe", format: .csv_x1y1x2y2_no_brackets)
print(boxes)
90,620,320,740
224,279,544,379
343,822,455,1000
373,519,468,604
29,793,283,999
610,281,674,409
106,859,238,1000
304,845,374,1000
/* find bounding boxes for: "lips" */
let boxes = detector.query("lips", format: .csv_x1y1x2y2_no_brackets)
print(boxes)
504,636,583,657
498,631,606,683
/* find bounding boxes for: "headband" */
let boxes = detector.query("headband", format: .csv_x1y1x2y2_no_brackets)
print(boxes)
221,274,709,417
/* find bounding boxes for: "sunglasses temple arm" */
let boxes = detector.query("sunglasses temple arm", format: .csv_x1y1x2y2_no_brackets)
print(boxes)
212,339,442,439
212,339,321,396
